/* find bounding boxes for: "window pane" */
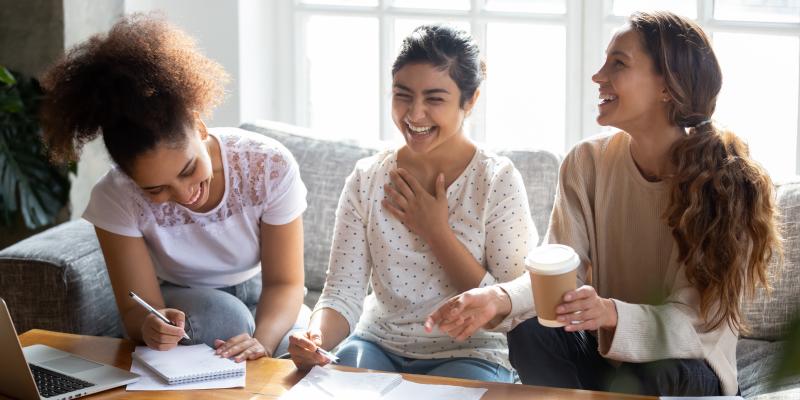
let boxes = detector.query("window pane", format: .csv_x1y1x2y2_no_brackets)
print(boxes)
305,16,379,141
612,0,697,18
393,19,470,60
486,23,566,154
392,0,470,11
299,0,378,6
714,32,799,181
485,0,566,14
714,0,800,23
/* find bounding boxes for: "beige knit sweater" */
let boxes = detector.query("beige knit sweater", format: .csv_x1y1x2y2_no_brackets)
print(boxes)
497,131,738,395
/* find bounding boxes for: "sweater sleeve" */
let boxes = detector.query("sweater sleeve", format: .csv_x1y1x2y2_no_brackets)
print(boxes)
598,261,731,361
494,144,595,331
313,164,373,334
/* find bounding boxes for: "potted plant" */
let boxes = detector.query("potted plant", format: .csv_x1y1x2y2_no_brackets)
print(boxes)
0,66,73,247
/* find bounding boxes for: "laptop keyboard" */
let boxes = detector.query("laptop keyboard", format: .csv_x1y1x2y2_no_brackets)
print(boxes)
29,364,95,398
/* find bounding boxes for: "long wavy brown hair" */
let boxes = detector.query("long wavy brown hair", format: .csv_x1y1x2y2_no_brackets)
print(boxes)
39,13,228,173
630,11,782,333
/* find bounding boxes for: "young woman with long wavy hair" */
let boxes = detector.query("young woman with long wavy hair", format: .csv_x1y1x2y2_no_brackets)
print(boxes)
424,10,782,396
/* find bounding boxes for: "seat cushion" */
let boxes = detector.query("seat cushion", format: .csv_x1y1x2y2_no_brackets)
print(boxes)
741,180,800,341
738,338,800,399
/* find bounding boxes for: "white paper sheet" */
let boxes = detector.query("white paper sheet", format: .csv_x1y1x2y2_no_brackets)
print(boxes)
279,366,487,400
126,359,246,391
660,397,744,400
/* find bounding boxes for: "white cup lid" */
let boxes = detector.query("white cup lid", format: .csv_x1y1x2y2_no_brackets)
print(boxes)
526,244,580,275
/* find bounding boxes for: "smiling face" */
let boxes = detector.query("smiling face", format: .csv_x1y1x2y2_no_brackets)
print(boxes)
391,62,477,155
128,125,216,211
592,25,670,133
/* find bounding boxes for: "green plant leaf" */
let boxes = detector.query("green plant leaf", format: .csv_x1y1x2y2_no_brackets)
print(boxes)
0,66,16,86
0,69,72,229
771,314,800,388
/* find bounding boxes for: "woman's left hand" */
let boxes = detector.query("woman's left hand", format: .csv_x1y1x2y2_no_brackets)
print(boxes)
556,285,618,332
382,168,448,242
214,333,270,362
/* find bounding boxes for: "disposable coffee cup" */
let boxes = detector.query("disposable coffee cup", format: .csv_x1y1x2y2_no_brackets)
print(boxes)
526,244,580,328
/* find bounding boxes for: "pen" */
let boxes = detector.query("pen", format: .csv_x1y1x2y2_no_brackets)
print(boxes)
128,291,191,341
316,347,339,363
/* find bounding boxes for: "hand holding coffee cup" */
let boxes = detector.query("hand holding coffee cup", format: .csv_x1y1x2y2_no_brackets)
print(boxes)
526,244,580,327
556,284,618,332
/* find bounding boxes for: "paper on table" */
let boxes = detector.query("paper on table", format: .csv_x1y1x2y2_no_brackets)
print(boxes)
383,379,487,400
126,358,246,391
280,366,487,400
660,397,744,400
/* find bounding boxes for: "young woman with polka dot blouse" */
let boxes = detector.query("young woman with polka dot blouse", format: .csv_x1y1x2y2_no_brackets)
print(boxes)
287,24,538,382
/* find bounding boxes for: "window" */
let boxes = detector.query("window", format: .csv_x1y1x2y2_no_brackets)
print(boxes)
285,0,800,179
603,0,800,181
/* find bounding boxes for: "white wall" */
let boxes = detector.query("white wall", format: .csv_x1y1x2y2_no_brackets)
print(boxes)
64,0,123,220
68,0,277,218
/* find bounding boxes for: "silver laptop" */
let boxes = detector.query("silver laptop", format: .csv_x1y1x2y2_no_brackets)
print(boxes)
0,298,139,400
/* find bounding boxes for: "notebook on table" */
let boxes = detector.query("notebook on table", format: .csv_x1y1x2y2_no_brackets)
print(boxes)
132,344,245,385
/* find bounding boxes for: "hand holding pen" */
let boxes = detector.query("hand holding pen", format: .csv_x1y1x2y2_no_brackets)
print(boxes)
287,329,339,370
129,291,191,351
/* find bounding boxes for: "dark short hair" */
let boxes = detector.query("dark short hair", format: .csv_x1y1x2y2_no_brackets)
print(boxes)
392,24,485,108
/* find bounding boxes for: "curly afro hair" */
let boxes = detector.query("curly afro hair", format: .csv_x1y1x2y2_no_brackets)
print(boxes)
40,12,229,172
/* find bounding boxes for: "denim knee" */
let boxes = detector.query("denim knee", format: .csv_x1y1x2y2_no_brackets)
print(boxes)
426,358,514,383
335,336,397,372
161,286,255,346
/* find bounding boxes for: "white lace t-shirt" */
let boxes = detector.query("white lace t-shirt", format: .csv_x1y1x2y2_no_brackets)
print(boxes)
83,127,308,288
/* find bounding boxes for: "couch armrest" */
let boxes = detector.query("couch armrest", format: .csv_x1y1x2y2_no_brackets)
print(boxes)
0,220,122,337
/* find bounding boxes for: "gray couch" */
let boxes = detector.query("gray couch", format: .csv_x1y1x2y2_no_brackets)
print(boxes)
1,120,798,398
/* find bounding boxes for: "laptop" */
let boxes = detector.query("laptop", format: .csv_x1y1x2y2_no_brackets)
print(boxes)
0,298,139,399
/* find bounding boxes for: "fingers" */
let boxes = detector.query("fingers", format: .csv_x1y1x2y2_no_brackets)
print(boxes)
389,170,415,199
556,285,608,332
142,313,184,350
213,334,266,362
288,332,329,370
434,173,445,200
395,168,427,196
215,333,249,355
162,308,186,329
383,184,410,210
382,199,406,221
453,314,486,342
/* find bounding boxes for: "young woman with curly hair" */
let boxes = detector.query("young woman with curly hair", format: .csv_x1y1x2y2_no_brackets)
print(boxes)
425,11,782,396
39,14,310,362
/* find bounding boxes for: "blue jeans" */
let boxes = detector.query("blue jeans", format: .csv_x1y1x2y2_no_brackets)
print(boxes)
507,317,723,396
160,273,310,356
335,336,515,383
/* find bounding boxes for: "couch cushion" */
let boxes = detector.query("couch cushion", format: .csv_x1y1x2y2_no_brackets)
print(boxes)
742,180,800,341
241,121,380,292
737,338,800,399
496,149,560,241
240,121,562,293
0,219,122,336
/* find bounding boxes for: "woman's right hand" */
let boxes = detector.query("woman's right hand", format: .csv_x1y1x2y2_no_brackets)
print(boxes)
425,286,512,341
140,308,187,351
288,329,331,370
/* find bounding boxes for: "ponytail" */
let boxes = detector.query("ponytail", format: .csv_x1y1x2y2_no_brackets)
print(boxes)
665,121,781,332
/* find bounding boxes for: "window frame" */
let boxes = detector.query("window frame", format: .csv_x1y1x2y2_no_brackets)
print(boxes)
282,0,800,175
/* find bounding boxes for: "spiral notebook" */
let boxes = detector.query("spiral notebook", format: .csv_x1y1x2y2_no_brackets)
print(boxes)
131,344,245,385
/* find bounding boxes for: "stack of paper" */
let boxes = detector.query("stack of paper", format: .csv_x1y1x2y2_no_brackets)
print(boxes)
280,366,487,400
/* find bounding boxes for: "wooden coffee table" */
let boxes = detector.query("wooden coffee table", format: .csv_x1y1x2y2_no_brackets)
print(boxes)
11,329,655,399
